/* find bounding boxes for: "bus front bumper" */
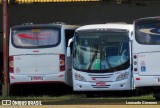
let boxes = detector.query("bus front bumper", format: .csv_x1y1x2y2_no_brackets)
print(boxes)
9,73,66,85
73,79,133,91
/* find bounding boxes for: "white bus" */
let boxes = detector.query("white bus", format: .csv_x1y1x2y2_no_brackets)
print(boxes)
67,23,134,97
9,23,78,88
133,17,160,99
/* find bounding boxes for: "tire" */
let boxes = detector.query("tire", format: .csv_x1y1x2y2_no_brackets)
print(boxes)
133,89,145,96
1,83,12,96
153,92,160,100
86,92,94,98
9,84,14,96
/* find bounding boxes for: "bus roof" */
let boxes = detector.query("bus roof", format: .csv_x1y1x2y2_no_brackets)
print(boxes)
76,23,133,32
11,23,79,30
134,16,160,22
134,16,160,25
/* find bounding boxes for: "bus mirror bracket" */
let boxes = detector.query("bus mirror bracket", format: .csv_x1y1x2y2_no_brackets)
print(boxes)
129,31,133,41
67,37,74,57
67,47,71,57
68,37,74,47
129,36,133,41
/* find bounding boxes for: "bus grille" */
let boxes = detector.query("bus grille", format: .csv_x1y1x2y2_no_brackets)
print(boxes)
91,85,111,88
88,73,114,81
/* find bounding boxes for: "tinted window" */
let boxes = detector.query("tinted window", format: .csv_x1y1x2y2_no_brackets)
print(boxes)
73,31,130,73
136,22,160,44
12,28,60,48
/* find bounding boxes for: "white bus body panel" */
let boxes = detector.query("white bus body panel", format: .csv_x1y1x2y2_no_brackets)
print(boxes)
9,48,66,85
134,74,160,87
133,41,160,87
13,54,60,75
137,52,160,76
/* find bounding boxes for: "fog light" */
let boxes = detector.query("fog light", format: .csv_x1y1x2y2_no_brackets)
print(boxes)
120,83,125,87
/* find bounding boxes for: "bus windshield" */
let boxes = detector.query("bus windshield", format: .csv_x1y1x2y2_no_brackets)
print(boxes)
73,30,130,73
12,27,60,48
135,21,160,44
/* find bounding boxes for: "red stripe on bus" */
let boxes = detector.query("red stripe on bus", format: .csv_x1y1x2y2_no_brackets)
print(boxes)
17,34,46,40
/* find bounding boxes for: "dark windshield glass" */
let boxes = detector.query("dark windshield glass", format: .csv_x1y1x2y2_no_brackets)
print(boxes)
73,31,130,73
136,21,160,44
12,28,60,48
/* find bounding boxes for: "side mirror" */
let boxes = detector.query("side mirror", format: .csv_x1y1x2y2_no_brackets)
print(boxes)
130,36,133,41
129,31,133,41
67,37,74,57
67,47,71,57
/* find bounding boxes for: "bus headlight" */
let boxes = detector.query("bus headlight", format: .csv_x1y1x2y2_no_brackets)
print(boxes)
116,72,129,81
74,73,86,82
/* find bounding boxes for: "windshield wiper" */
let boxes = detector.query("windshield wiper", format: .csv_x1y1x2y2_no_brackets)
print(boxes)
88,48,98,70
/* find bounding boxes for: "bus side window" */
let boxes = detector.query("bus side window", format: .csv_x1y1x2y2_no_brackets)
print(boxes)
65,30,75,54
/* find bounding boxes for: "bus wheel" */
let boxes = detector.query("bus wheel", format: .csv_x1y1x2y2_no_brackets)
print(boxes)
133,89,145,96
153,92,160,100
86,92,94,98
9,85,14,96
2,83,13,96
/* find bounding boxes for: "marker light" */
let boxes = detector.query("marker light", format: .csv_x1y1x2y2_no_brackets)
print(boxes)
134,68,137,72
133,54,138,74
134,61,137,65
133,55,137,59
136,78,140,80
9,56,14,73
59,54,65,72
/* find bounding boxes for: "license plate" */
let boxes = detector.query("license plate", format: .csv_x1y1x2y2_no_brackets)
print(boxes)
31,76,43,81
96,82,106,86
